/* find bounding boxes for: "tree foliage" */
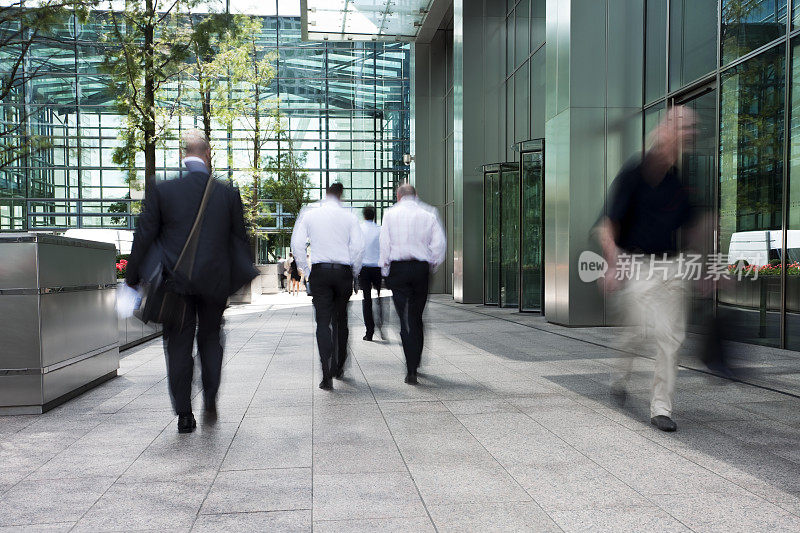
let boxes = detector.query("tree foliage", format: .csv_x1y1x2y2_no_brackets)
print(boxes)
208,15,280,241
101,0,193,193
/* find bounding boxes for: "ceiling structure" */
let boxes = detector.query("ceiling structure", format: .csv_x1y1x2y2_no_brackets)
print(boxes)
300,0,434,42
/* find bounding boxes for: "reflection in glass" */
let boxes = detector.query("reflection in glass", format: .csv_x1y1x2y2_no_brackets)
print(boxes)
520,151,543,311
484,172,500,305
719,45,785,347
678,90,717,330
500,165,520,308
785,38,800,348
721,0,787,65
669,0,717,89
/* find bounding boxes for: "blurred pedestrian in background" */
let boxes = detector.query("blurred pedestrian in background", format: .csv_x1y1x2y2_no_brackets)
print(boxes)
276,256,285,291
291,183,364,390
380,184,446,384
359,205,384,341
289,252,302,295
597,106,696,432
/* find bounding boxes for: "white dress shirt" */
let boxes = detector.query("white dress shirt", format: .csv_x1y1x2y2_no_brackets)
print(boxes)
182,156,206,167
379,196,447,277
291,197,365,275
360,220,381,267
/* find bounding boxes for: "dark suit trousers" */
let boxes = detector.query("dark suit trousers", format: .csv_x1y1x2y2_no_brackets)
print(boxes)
310,266,352,379
388,260,430,372
162,295,226,415
358,266,383,336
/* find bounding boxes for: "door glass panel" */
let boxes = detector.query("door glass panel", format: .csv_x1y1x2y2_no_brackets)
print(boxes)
484,172,500,305
678,90,717,330
719,45,785,348
500,166,520,308
521,151,543,311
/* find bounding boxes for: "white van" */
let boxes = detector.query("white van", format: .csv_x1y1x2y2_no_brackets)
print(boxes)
728,230,800,266
63,229,134,255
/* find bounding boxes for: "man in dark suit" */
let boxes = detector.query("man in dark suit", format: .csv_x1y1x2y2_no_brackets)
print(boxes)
126,130,254,433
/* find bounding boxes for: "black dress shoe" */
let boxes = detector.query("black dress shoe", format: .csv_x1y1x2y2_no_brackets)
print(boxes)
363,334,373,341
177,414,196,433
404,372,418,385
319,378,333,390
334,367,345,380
650,415,677,432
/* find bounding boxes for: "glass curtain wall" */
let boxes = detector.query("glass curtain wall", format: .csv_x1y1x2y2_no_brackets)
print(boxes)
0,2,410,233
645,0,800,351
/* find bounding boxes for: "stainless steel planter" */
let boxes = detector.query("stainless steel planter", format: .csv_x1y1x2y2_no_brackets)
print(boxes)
0,234,120,414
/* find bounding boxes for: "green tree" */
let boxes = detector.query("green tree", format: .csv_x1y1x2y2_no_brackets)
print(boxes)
209,15,280,254
264,130,311,256
101,0,193,195
0,0,96,173
186,11,240,141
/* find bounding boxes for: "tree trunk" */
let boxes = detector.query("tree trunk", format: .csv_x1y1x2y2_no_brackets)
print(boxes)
143,0,156,196
202,88,212,142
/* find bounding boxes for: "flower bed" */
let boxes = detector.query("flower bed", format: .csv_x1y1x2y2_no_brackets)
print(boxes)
727,262,800,277
116,258,128,279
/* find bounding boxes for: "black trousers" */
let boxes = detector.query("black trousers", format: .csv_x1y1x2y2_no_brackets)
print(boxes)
387,260,430,373
310,265,352,379
162,295,226,415
359,266,383,337
278,272,285,289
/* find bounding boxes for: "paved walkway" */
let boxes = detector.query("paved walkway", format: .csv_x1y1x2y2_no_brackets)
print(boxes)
2,293,800,531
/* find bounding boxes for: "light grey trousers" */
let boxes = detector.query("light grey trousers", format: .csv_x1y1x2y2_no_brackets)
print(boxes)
614,259,687,418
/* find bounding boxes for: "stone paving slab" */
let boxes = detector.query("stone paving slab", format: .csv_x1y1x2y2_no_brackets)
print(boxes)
0,291,799,531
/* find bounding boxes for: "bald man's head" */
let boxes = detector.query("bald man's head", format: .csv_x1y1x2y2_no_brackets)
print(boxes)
397,183,416,200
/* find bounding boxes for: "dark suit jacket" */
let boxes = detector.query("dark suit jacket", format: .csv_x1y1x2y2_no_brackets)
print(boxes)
126,160,255,304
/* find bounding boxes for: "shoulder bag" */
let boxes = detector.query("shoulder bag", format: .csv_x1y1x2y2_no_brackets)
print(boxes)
135,175,215,327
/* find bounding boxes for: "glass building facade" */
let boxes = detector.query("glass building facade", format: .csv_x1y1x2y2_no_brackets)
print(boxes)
464,0,800,352
0,2,410,247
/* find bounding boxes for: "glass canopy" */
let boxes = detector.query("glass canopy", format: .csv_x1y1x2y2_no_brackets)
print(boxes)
301,0,433,41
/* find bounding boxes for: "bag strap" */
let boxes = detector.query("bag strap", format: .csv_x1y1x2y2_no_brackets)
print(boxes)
174,174,215,279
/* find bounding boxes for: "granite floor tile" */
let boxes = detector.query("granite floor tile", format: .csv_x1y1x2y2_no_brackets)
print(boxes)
191,510,311,532
427,502,561,532
312,471,426,521
312,516,435,532
73,480,208,532
0,477,116,526
200,468,311,515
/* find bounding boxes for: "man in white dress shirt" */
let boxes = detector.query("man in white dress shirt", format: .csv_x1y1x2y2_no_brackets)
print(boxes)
359,205,383,341
291,183,364,390
380,184,447,384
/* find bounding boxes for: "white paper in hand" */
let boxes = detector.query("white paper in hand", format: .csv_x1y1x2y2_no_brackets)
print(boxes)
116,283,141,319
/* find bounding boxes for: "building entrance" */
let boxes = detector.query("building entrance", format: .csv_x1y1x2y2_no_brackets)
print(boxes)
482,139,544,311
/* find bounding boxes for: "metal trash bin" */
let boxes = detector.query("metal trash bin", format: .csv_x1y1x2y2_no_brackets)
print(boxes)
0,234,120,414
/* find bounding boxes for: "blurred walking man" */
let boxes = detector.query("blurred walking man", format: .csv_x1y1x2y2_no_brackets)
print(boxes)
126,130,255,433
380,184,446,384
359,205,383,341
597,106,697,432
291,183,364,390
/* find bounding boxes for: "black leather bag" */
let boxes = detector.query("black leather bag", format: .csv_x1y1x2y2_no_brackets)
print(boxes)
135,176,216,327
